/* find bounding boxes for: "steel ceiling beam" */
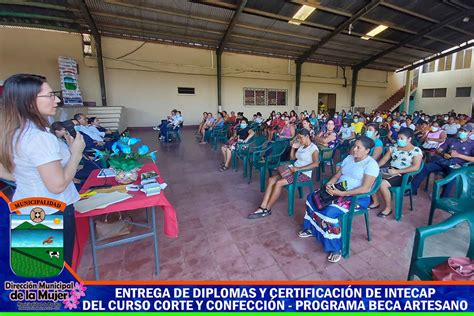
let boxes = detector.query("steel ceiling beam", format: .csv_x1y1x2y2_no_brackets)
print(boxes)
217,0,247,54
78,0,107,106
296,0,381,64
380,1,474,37
195,0,439,54
354,8,474,70
291,0,456,46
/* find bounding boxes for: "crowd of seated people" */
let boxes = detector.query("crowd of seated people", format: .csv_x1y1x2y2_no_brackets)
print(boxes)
196,107,474,263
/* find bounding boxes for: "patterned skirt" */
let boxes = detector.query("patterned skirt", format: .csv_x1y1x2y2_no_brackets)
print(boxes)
302,192,370,253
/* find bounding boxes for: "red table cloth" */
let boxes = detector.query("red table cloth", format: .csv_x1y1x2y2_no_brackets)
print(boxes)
71,164,178,271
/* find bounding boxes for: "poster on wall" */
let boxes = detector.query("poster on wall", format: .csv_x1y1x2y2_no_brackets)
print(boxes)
58,56,83,106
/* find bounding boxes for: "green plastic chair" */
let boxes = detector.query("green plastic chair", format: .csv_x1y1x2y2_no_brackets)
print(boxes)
321,175,383,258
341,174,383,258
210,126,229,151
424,161,474,192
388,160,425,221
407,211,474,280
249,140,288,191
231,134,261,177
428,166,474,225
284,162,315,217
316,145,337,181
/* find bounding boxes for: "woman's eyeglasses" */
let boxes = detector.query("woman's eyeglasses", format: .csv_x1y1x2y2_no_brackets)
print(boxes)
37,91,61,98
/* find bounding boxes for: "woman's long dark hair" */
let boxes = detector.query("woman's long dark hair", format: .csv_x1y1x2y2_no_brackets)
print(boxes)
0,74,49,172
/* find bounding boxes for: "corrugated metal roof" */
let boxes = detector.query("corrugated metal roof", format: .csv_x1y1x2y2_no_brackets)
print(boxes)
1,0,473,71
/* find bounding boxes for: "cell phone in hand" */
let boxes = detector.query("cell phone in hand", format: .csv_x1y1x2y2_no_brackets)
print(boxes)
61,120,77,138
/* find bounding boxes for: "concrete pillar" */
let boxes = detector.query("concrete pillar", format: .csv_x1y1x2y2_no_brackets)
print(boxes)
403,70,413,113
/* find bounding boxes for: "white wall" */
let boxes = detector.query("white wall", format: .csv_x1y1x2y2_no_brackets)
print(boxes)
0,28,101,103
1,27,403,126
415,49,474,115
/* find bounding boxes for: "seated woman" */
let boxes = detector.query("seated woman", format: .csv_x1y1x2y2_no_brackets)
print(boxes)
220,117,255,171
365,123,384,161
298,136,379,263
371,128,423,217
266,113,285,141
199,113,216,144
315,119,337,148
314,119,338,161
197,112,208,135
248,129,319,219
388,119,402,144
421,121,446,151
277,116,295,139
301,118,315,138
309,112,318,132
338,120,355,148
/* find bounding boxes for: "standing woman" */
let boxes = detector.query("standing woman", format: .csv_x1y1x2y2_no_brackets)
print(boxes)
0,74,85,265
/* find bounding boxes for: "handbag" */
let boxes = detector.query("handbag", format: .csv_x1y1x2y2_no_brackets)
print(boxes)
95,212,133,242
311,181,348,210
432,256,474,281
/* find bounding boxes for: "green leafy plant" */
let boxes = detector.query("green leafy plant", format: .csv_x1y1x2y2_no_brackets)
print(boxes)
94,135,156,172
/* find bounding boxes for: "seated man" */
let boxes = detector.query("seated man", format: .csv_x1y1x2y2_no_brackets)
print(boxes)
157,109,177,140
88,116,119,141
411,125,474,196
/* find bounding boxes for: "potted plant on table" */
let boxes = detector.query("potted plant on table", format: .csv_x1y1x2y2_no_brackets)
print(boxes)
94,135,157,184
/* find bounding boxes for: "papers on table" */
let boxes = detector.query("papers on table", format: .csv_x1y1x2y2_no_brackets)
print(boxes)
74,192,132,213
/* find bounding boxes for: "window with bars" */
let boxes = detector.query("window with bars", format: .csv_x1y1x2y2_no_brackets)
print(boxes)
455,49,472,69
243,88,287,106
177,87,195,95
422,88,447,98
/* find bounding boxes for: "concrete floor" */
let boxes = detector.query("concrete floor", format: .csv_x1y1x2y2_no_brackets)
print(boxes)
76,128,468,281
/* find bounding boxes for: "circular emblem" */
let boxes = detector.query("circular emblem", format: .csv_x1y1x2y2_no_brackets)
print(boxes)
30,207,45,223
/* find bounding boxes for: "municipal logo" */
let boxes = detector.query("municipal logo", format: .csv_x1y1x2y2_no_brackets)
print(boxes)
9,198,66,278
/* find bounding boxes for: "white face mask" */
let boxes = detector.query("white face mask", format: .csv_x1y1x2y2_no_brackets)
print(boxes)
431,127,439,132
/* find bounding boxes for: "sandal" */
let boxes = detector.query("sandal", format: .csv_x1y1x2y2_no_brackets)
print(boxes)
247,207,272,219
328,252,342,263
368,204,380,209
219,166,229,172
377,210,392,218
